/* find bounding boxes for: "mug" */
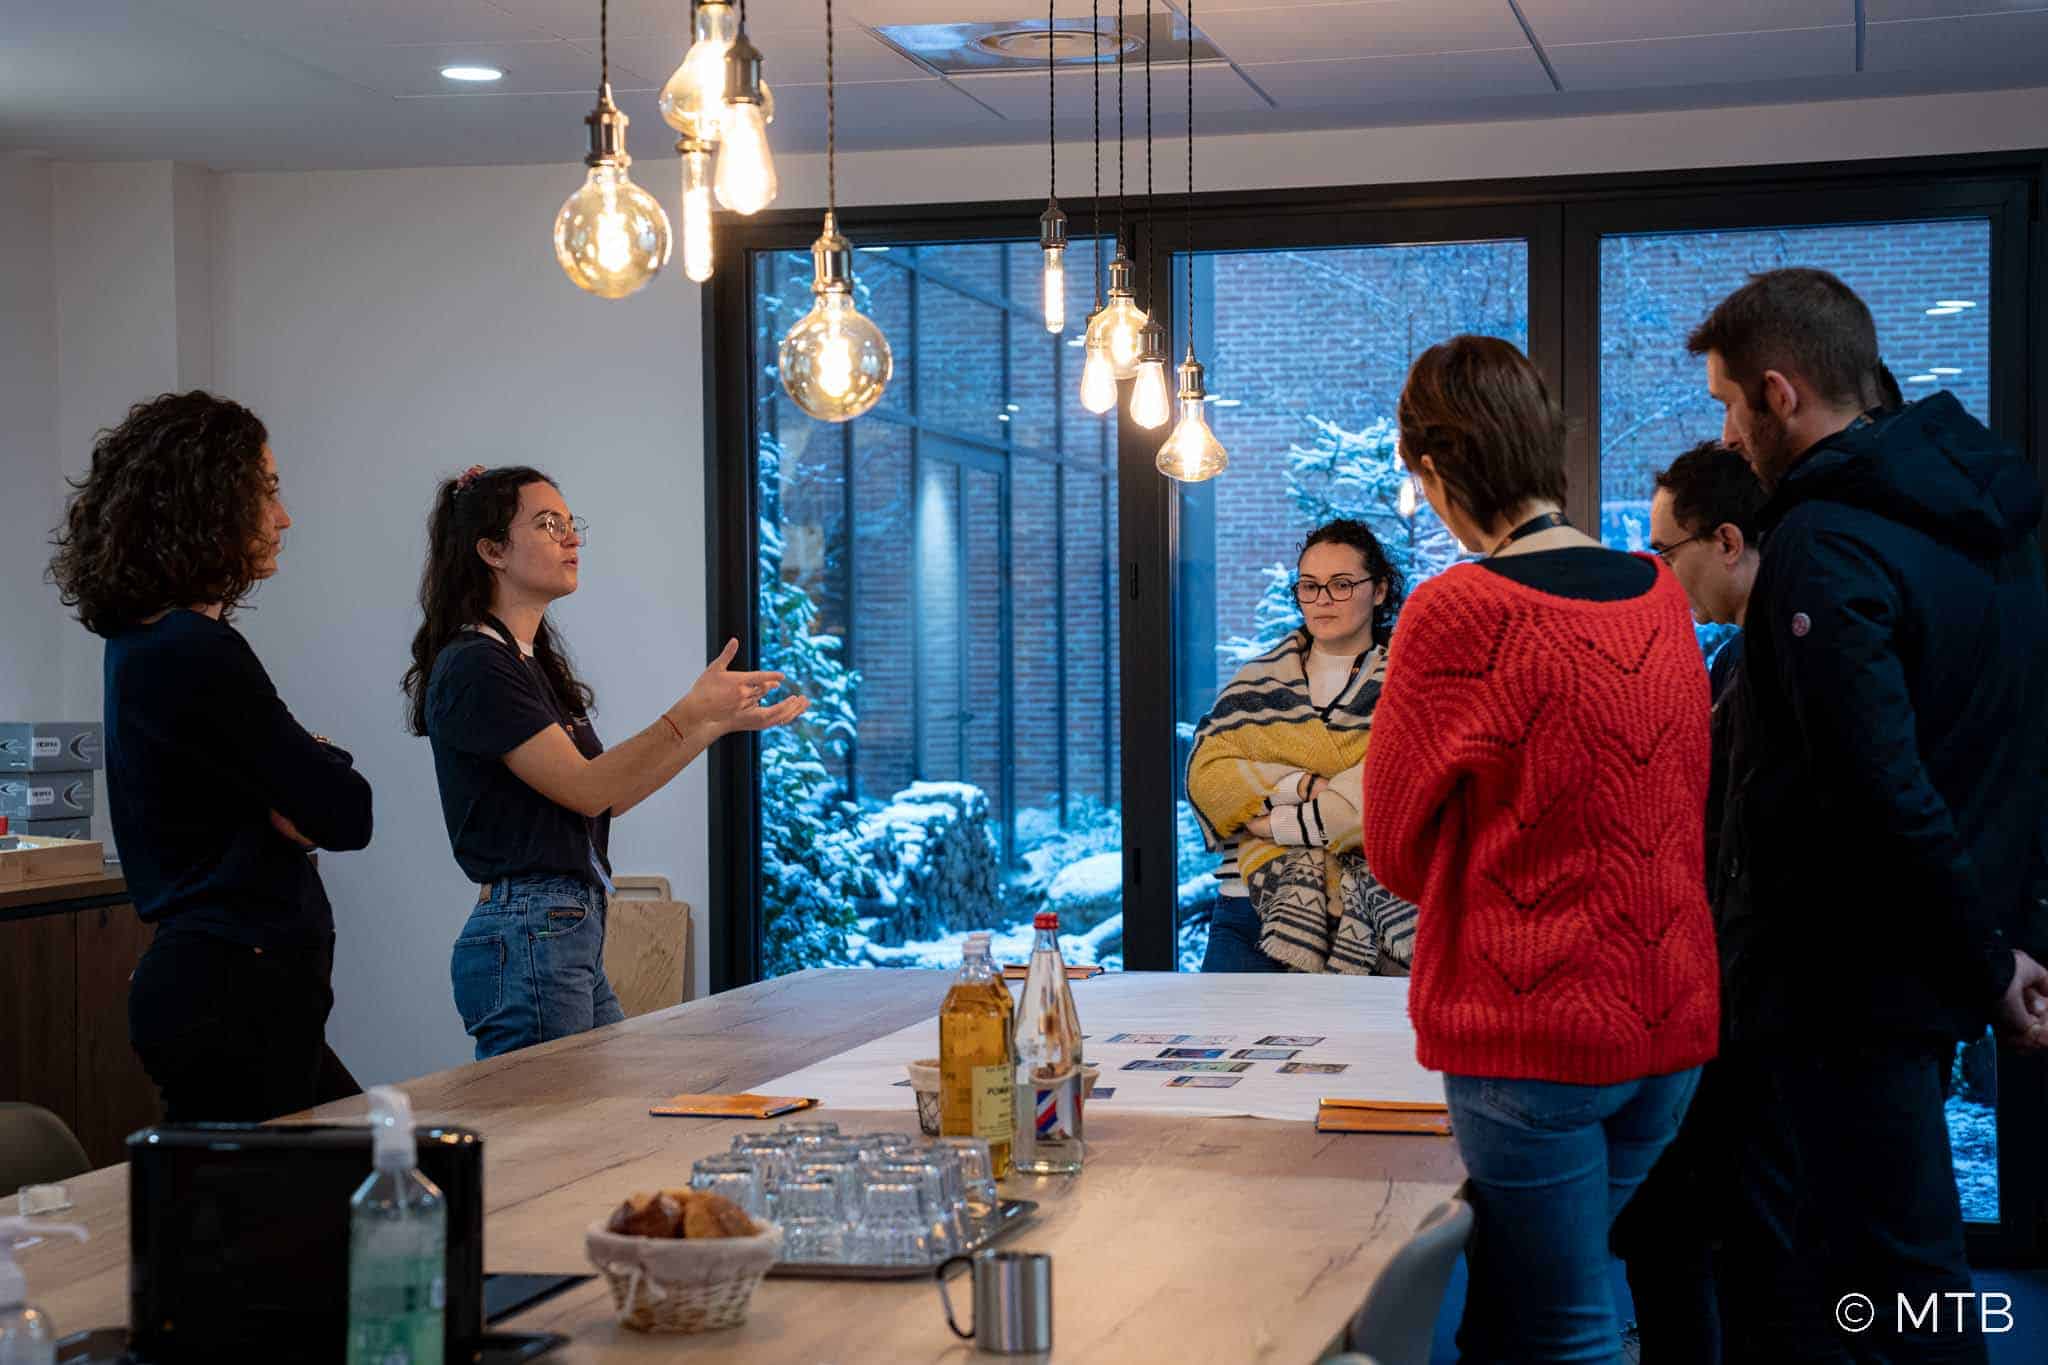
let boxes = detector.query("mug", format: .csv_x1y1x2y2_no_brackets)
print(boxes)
935,1249,1053,1355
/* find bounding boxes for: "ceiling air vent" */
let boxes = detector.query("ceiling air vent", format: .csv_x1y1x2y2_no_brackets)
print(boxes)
871,17,1227,77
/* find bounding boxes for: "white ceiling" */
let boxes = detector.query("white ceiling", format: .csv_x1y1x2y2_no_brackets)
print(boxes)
1,0,2045,170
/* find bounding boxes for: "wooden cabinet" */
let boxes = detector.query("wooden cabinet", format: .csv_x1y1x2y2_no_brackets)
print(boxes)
0,874,161,1169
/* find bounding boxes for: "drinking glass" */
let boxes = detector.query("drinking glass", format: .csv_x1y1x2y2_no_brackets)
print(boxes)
791,1150,865,1223
780,1119,844,1148
855,1181,933,1265
866,1156,964,1255
688,1154,767,1218
935,1136,1001,1219
774,1177,848,1263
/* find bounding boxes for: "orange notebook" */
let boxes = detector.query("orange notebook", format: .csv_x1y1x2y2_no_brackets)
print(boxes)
1001,963,1105,981
648,1093,819,1120
1316,1098,1453,1136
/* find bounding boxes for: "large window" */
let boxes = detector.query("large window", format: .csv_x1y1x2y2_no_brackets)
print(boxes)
711,153,2043,1258
752,239,1124,977
1172,239,1528,969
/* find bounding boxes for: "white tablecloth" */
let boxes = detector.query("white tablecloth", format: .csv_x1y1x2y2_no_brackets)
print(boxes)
757,971,1442,1122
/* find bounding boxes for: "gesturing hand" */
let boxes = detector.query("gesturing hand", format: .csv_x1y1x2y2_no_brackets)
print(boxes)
684,639,811,737
270,809,316,849
1994,950,2048,1053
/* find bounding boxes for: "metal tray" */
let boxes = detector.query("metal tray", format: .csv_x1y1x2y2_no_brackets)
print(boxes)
766,1198,1038,1280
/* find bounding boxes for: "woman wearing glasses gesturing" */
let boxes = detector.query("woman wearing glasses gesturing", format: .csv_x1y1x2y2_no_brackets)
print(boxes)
1185,520,1419,975
403,466,806,1059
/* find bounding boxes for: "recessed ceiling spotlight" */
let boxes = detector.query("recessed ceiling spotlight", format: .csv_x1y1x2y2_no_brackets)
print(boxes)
441,65,505,82
1934,300,1977,309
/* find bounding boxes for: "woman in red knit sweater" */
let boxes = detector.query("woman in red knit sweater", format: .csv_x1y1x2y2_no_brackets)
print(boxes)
1361,336,1719,1361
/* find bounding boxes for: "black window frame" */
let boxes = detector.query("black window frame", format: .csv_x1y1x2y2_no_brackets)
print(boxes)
706,148,2048,1261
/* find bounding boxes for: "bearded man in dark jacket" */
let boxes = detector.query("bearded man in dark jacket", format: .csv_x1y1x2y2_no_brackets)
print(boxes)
1689,268,2048,1364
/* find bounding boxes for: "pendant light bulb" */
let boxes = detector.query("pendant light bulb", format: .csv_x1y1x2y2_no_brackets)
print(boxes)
1039,201,1069,335
1157,350,1228,482
678,139,714,283
1080,328,1118,415
715,29,777,214
556,89,671,298
661,0,738,142
1086,249,1149,379
780,214,893,422
1130,317,1172,429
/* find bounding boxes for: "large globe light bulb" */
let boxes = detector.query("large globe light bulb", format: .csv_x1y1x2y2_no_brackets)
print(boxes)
779,215,893,422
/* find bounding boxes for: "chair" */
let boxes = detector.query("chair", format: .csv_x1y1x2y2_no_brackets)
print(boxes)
0,1102,92,1195
1343,1187,1475,1365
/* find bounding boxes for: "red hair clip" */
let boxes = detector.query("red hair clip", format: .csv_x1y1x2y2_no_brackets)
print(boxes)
454,464,487,492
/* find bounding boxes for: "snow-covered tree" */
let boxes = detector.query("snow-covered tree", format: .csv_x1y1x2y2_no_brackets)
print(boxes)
757,435,878,975
1221,414,1469,663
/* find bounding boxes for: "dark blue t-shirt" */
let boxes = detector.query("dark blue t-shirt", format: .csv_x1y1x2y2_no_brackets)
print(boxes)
103,610,373,946
424,631,610,888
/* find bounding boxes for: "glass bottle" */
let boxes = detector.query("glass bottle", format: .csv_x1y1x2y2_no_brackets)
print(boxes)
1013,913,1086,1175
939,932,1015,1178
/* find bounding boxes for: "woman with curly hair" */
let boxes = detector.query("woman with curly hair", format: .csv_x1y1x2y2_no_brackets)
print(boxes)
1186,519,1419,975
48,390,373,1123
402,465,805,1060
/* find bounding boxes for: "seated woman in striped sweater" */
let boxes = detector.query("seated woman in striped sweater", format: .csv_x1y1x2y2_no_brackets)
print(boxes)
1185,519,1419,975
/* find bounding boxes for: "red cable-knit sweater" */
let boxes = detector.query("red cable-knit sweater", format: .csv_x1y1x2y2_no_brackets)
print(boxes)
1360,559,1720,1084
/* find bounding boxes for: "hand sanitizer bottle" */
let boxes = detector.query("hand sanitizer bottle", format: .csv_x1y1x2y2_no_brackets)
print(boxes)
0,1218,88,1365
347,1086,446,1365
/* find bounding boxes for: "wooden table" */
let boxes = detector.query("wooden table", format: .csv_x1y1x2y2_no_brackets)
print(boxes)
26,969,1464,1363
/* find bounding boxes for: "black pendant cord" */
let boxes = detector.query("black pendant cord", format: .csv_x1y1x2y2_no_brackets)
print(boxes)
825,0,837,215
1143,1,1153,314
1184,0,1194,354
1488,510,1571,556
1115,0,1125,251
1091,0,1102,304
1047,0,1056,201
598,0,608,94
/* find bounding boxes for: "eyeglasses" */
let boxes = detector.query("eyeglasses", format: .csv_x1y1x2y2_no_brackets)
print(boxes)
1293,576,1372,604
531,512,589,544
1648,533,1711,566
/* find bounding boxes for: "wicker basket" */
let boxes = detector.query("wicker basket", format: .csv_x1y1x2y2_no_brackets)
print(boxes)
585,1218,784,1334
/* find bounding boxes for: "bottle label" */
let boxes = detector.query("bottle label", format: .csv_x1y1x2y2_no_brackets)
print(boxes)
347,1250,445,1365
971,1063,1013,1143
1031,1072,1082,1142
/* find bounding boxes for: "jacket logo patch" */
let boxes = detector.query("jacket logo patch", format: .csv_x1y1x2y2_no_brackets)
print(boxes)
1790,611,1811,638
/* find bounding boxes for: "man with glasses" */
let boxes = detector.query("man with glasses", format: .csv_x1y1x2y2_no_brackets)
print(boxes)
1610,439,1766,1363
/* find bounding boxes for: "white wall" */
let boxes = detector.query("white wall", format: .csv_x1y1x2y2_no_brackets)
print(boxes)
0,158,63,720
212,164,710,1086
12,81,2045,1087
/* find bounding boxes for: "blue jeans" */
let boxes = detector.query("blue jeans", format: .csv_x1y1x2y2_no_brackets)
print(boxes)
450,874,624,1061
1199,897,1289,973
1444,1066,1702,1364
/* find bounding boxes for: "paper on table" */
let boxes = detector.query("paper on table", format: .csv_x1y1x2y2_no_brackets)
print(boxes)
755,973,1442,1123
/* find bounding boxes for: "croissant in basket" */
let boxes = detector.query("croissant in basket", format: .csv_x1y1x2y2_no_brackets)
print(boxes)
605,1188,757,1240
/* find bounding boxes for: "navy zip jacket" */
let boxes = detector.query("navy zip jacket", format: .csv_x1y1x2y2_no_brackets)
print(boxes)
1718,391,2048,1045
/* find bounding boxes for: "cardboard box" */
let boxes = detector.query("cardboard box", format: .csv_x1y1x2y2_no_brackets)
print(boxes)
12,816,91,841
0,722,104,773
0,774,94,820
0,835,105,887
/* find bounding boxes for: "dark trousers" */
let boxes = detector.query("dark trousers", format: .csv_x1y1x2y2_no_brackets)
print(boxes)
1199,897,1289,973
1612,1060,1729,1364
1717,1044,1983,1365
129,929,352,1124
